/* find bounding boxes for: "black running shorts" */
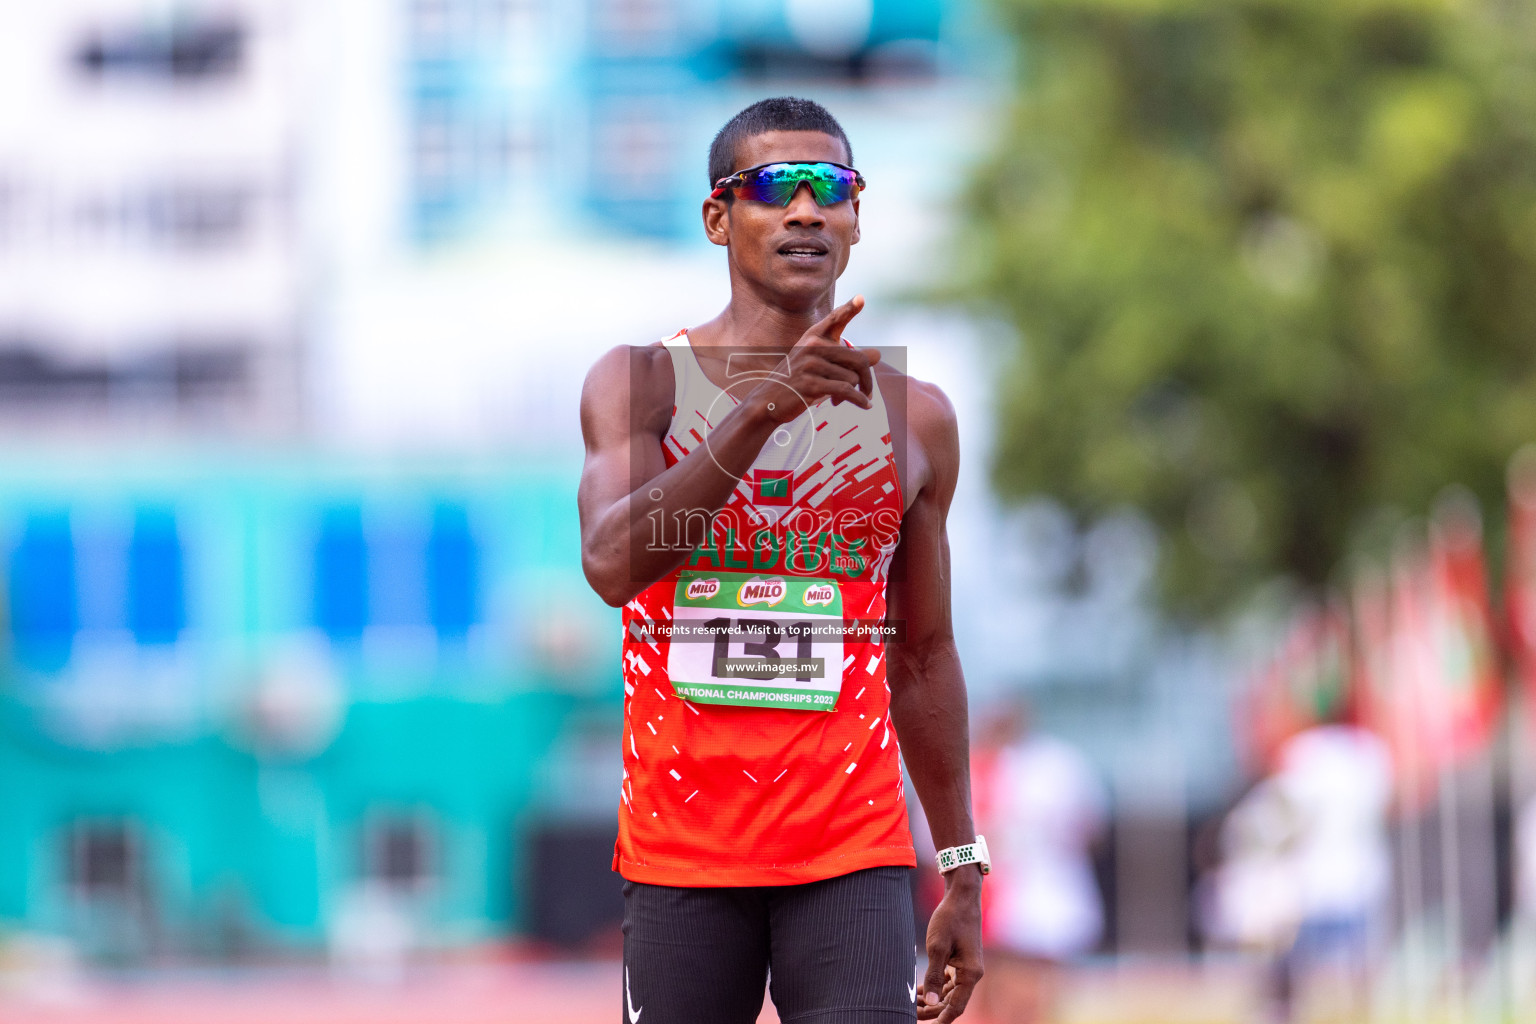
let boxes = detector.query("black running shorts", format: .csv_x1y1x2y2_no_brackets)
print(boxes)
621,865,918,1024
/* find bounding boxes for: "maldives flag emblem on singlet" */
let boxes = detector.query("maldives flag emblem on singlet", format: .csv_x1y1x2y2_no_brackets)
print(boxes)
753,469,793,506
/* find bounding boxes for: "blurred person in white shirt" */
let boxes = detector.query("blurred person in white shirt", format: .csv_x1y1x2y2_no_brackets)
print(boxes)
1520,794,1536,923
1207,776,1304,955
1514,793,1536,1012
972,703,1106,1023
1274,725,1393,949
1217,721,1392,1022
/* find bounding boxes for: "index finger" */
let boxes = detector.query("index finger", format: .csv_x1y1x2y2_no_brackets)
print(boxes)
806,294,865,344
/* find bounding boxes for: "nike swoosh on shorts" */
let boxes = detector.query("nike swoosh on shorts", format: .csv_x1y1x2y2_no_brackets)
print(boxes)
626,966,643,1023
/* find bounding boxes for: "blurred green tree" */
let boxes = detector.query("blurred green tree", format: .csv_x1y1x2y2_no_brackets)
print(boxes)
963,0,1536,616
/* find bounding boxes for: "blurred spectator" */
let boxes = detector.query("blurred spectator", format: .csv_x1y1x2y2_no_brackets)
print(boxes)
1205,777,1301,955
1520,794,1536,925
972,702,1106,1024
1515,793,1536,1011
328,881,416,985
1211,722,1391,1022
0,931,84,1005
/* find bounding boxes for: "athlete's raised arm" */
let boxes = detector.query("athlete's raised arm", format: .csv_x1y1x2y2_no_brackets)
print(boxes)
885,379,983,1023
578,297,875,606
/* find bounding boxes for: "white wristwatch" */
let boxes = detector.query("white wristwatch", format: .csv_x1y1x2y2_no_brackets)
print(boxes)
935,835,990,875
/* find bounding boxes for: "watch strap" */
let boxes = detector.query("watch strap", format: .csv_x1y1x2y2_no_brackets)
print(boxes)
934,835,990,875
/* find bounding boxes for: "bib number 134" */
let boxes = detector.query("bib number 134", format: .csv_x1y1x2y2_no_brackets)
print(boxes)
667,571,844,711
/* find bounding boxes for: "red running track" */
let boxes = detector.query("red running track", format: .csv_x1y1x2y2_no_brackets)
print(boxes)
0,961,786,1024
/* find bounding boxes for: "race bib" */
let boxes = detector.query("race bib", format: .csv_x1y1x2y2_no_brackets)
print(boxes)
667,570,844,711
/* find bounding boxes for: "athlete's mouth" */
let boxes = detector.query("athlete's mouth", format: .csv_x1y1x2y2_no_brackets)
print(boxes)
777,241,829,259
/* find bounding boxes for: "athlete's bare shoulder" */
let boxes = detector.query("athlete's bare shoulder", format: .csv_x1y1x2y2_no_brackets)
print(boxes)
580,342,675,449
874,362,958,509
581,343,672,404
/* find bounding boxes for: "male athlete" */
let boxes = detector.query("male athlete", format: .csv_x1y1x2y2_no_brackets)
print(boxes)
579,97,984,1023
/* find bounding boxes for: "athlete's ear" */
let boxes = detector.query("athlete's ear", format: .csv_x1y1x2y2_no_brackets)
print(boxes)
850,197,860,245
703,197,730,247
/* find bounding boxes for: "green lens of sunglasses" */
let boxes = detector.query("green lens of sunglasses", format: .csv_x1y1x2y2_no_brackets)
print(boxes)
733,163,861,206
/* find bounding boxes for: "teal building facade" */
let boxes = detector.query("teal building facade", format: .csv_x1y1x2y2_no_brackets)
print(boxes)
0,453,618,957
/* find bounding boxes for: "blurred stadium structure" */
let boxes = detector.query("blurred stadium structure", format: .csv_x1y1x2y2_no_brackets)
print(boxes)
0,4,300,433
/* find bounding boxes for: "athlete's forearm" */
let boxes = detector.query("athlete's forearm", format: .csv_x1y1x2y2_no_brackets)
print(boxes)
583,394,779,605
888,638,979,886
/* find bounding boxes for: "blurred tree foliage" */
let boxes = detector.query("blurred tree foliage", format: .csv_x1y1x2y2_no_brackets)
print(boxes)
963,0,1536,617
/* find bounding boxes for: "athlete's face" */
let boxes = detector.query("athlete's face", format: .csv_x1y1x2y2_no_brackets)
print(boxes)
703,131,860,311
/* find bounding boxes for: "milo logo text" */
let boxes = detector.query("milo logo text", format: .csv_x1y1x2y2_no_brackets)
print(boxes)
803,584,836,607
685,577,720,601
737,577,787,607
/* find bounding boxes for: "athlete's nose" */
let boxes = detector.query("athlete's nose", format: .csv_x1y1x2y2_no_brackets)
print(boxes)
782,183,825,229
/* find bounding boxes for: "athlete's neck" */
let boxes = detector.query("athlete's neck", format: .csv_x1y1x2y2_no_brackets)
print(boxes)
689,290,836,352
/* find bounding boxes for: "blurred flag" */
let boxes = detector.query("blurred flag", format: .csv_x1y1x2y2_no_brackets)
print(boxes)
1241,600,1351,770
1351,568,1393,752
1423,499,1502,764
1507,450,1536,719
1374,505,1501,804
1370,548,1440,802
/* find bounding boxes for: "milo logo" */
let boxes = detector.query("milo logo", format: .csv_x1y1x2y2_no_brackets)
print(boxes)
804,583,836,607
685,577,721,601
737,576,787,607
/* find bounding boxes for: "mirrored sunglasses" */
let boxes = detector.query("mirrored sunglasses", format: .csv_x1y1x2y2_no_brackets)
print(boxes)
710,162,866,206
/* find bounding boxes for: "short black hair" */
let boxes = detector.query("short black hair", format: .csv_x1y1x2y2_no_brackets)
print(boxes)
707,97,854,186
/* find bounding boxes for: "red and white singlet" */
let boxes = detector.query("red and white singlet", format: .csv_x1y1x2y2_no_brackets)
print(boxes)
614,331,916,886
